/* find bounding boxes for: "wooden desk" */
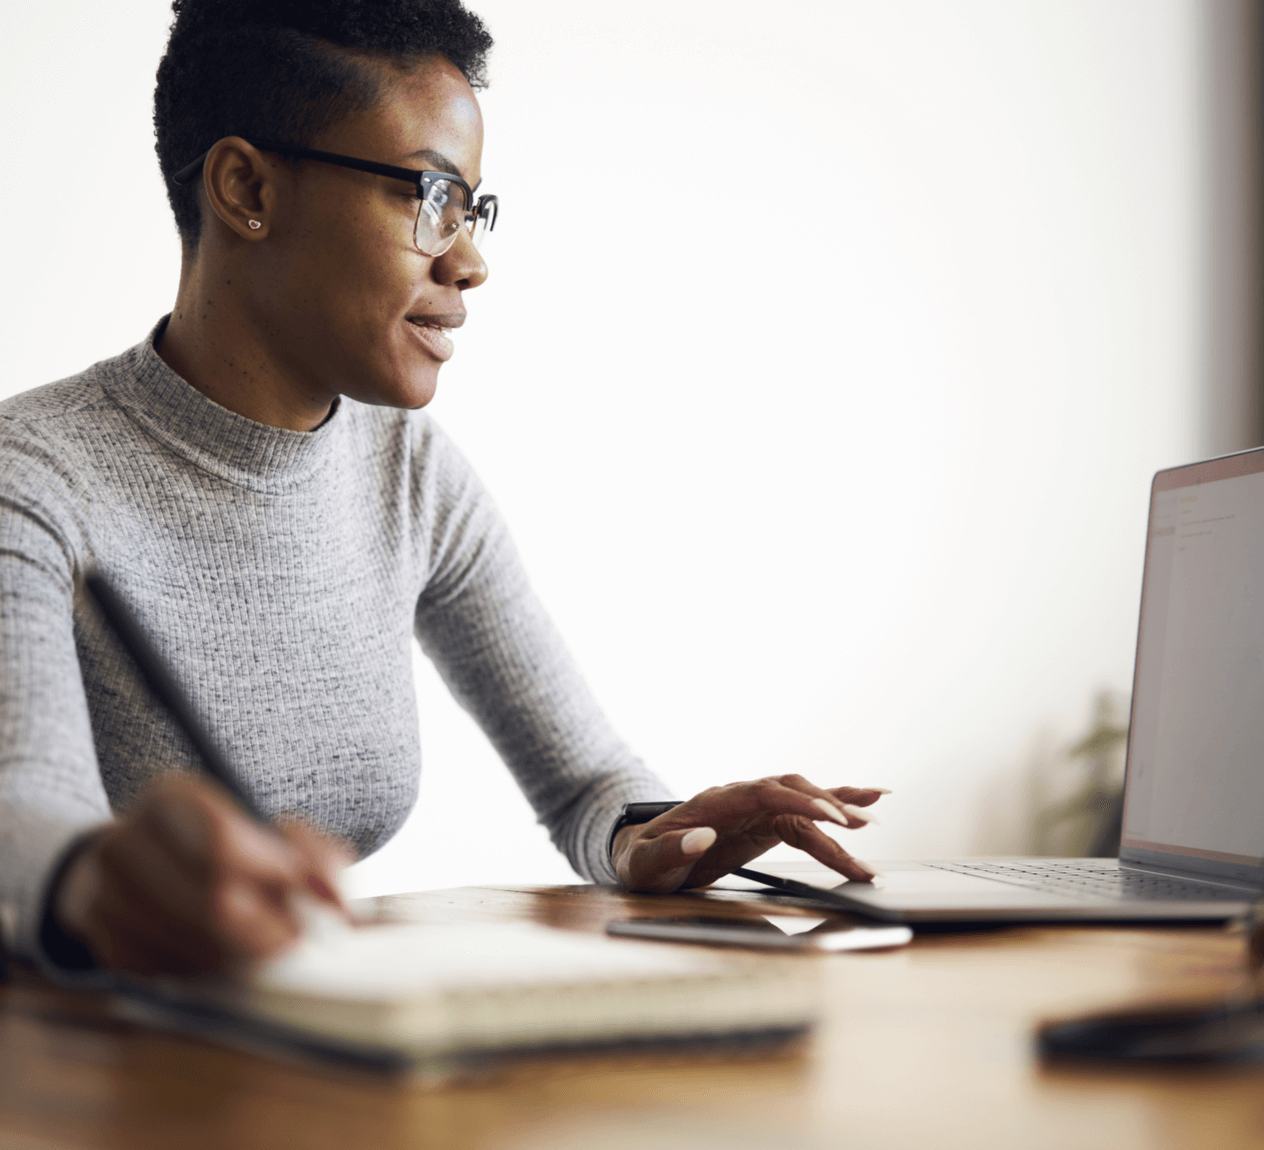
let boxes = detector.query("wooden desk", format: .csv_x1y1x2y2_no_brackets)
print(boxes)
1,883,1261,1150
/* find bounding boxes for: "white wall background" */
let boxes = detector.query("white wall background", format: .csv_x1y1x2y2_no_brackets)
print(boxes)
0,1,1210,894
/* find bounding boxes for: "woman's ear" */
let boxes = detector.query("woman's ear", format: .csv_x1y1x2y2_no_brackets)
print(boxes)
201,137,277,241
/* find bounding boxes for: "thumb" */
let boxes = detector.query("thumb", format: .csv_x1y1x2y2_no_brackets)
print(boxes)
624,826,718,894
278,820,352,910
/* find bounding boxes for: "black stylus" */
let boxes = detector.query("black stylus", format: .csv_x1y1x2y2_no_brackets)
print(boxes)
83,572,269,825
732,866,844,901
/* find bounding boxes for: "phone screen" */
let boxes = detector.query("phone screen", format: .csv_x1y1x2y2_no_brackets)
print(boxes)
606,916,912,952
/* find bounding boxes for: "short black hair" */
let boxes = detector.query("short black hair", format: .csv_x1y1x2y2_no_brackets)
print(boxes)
154,0,493,245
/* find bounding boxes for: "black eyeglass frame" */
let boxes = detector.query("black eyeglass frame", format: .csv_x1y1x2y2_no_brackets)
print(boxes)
171,137,498,247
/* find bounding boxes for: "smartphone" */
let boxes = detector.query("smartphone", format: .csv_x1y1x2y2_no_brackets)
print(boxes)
1039,999,1264,1064
606,916,912,952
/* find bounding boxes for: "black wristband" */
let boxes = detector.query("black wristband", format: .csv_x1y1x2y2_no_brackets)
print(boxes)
39,902,96,972
37,835,101,974
607,800,681,865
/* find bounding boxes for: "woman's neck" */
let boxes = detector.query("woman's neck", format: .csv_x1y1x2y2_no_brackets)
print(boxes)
159,252,337,433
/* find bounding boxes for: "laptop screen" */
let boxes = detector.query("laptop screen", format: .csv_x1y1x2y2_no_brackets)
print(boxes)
1122,448,1264,886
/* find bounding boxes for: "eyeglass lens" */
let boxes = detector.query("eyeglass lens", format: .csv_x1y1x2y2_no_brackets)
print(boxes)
414,179,494,256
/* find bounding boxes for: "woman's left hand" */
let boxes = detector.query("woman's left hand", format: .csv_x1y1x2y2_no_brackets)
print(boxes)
611,774,889,894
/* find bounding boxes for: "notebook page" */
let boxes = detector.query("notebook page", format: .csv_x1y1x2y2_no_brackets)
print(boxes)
256,920,744,1001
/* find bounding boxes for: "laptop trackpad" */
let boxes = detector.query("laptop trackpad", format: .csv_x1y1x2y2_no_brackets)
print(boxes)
842,867,1077,906
746,859,1074,907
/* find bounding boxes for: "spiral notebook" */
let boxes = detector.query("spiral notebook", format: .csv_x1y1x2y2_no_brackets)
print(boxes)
111,916,818,1071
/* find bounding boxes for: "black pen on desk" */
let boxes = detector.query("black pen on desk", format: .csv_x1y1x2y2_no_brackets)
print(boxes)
83,572,270,824
733,866,881,899
732,867,836,900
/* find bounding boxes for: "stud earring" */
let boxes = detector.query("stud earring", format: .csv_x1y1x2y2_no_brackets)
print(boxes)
248,219,262,230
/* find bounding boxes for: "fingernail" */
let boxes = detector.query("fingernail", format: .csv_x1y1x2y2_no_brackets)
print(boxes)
681,827,718,856
842,803,880,826
296,894,351,938
306,873,344,906
811,797,849,827
864,788,893,795
852,859,884,879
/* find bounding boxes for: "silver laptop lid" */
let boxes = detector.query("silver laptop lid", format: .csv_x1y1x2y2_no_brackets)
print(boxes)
1122,447,1264,888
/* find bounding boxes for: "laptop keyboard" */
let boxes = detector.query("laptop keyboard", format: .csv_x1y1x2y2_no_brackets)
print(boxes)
923,859,1246,902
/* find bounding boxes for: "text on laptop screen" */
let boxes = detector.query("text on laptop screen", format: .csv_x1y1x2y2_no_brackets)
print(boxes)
1124,460,1264,869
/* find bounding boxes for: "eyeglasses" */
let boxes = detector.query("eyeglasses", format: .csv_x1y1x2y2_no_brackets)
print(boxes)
172,137,498,257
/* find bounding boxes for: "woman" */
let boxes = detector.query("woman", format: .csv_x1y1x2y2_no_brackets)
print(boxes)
0,0,884,976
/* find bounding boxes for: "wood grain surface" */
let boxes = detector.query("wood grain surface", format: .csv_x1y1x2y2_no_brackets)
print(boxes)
1,883,1261,1150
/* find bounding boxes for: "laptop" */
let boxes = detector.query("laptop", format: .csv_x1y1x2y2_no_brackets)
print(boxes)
736,447,1264,923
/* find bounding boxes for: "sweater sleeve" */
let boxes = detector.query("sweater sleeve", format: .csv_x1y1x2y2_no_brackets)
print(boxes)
411,419,673,883
0,420,112,963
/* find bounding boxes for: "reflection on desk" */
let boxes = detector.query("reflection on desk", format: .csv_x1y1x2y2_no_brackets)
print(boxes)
1,882,1262,1150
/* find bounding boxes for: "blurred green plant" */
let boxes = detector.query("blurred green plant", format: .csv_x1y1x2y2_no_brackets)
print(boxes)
1031,690,1129,858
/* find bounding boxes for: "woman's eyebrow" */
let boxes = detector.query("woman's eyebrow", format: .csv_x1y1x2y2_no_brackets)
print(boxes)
406,148,463,176
404,148,482,194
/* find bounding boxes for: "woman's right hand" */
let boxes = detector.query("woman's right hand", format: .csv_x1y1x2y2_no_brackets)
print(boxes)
51,775,350,976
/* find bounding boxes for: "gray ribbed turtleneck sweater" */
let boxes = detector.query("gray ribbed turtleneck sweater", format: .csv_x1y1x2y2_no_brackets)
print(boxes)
0,323,669,962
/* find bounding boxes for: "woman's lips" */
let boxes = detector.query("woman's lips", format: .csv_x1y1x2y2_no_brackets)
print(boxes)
406,319,455,362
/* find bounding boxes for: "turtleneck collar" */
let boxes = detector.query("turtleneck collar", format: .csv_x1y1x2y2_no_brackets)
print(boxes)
99,318,344,494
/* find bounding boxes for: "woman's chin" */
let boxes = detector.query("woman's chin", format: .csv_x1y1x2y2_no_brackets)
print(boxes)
345,368,440,411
